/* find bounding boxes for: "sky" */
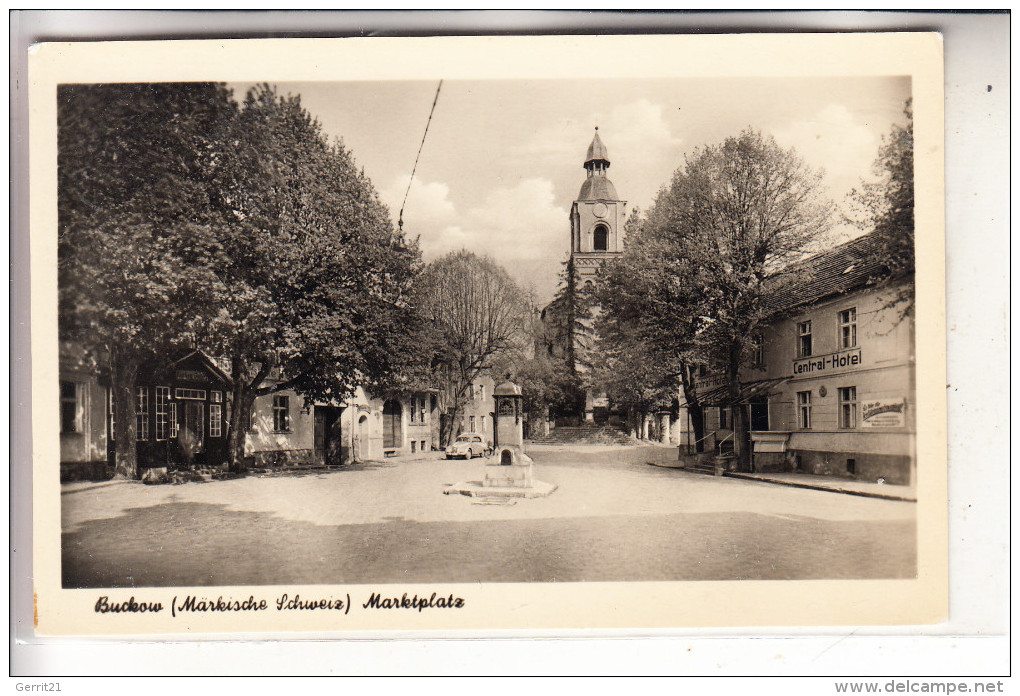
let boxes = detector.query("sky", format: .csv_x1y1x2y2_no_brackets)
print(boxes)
230,77,911,304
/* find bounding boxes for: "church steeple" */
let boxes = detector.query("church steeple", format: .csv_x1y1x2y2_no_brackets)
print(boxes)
583,127,611,175
577,128,619,201
570,129,626,269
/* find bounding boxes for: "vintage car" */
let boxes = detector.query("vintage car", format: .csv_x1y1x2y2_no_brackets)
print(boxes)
444,432,490,459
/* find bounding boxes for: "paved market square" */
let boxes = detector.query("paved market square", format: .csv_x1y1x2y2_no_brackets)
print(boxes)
61,445,916,588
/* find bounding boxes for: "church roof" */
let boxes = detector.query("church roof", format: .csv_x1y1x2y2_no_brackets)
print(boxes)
577,175,619,201
584,130,610,165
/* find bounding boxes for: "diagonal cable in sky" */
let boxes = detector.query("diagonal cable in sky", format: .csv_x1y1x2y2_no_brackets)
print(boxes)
398,79,443,233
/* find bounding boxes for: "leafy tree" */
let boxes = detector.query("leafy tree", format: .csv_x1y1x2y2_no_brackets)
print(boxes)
597,129,832,467
536,259,595,420
415,250,529,446
848,99,914,314
58,82,237,478
205,84,423,469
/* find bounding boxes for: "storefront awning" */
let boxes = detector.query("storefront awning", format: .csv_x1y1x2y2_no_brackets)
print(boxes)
682,377,787,408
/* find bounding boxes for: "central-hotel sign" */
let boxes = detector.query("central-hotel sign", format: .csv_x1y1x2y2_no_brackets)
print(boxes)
792,348,862,376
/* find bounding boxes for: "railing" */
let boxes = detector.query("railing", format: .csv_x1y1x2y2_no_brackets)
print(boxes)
715,431,734,455
679,430,717,456
679,430,736,457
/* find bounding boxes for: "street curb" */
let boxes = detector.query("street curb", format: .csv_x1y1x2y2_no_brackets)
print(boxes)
724,472,917,502
60,479,137,495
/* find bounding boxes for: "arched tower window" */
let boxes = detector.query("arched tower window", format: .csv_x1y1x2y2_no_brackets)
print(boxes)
593,224,609,252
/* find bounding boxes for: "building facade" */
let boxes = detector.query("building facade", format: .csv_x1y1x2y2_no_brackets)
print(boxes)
58,346,442,480
680,233,916,485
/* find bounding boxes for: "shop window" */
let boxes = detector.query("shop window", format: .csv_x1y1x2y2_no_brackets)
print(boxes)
273,395,291,432
839,307,857,349
60,381,80,434
838,386,858,429
155,387,171,441
797,321,812,357
136,387,149,441
209,403,222,438
797,391,812,429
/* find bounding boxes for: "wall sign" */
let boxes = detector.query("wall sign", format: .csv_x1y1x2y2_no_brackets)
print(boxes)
861,398,906,428
792,348,862,376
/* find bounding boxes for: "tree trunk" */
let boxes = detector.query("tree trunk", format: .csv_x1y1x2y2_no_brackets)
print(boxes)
111,354,139,480
732,402,750,472
227,358,252,473
688,405,705,453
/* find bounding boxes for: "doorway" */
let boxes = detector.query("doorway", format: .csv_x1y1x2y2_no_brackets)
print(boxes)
382,399,402,450
314,406,343,465
749,396,770,432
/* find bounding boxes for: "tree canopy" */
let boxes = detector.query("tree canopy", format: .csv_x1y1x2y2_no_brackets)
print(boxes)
848,99,915,312
58,82,424,472
593,128,833,465
415,250,530,444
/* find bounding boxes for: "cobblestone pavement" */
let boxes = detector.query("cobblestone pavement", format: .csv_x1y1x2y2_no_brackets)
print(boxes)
61,445,916,587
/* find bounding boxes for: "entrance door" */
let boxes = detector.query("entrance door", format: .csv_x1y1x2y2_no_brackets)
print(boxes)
314,407,342,464
180,401,205,460
382,399,401,450
314,409,327,462
749,397,770,432
356,414,370,461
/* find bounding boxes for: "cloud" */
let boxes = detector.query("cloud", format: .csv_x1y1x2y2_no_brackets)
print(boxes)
771,103,882,202
514,98,684,211
383,175,570,304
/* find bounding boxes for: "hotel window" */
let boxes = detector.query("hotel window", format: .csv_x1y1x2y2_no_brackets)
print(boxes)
272,395,291,432
209,403,222,438
60,381,80,433
136,387,149,441
797,391,812,429
155,387,171,441
838,386,858,429
839,307,857,349
797,321,813,357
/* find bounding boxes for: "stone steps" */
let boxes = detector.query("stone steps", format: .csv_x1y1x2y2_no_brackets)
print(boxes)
529,425,635,445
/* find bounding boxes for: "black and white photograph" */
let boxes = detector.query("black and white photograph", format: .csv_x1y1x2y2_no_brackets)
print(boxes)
27,32,949,635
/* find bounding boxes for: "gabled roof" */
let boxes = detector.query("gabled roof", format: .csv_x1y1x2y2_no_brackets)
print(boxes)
767,232,892,312
164,350,233,385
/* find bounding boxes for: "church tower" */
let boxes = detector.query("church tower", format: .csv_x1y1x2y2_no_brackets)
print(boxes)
570,128,627,286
